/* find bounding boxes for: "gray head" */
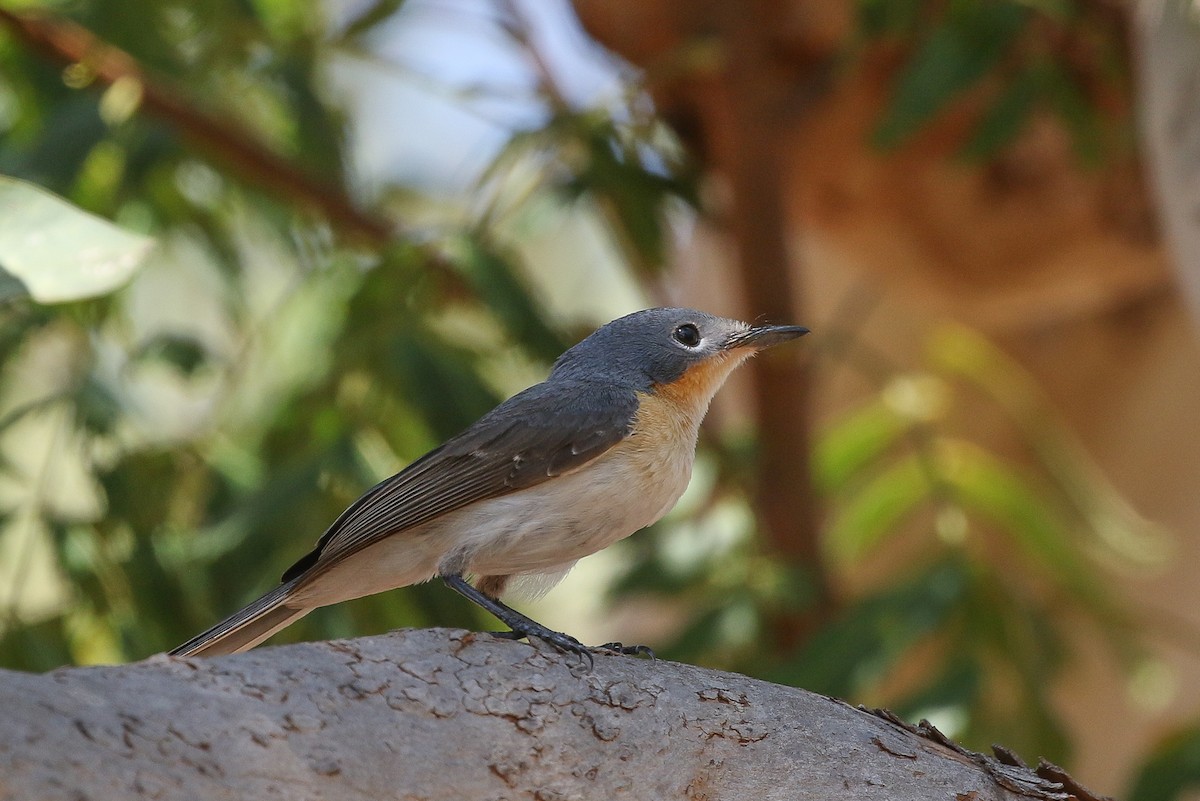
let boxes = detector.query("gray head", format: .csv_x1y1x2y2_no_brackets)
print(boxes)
550,308,809,394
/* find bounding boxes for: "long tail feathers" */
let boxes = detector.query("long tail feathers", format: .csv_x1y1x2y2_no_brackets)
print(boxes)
170,579,311,658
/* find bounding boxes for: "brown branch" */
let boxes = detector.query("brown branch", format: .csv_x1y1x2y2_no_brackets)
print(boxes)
0,628,1108,800
0,8,393,246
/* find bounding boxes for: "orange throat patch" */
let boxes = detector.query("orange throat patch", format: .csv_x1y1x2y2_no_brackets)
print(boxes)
650,350,753,425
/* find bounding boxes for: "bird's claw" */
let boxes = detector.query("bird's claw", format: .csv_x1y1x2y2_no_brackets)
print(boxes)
538,631,595,670
489,630,654,667
489,626,595,668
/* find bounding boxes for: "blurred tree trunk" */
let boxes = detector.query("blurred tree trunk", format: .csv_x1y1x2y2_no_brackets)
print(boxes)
574,0,837,649
1135,0,1200,326
696,0,827,648
0,629,1099,800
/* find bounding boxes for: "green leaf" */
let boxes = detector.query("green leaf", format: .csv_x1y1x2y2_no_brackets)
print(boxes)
0,616,75,672
0,176,154,303
133,332,213,376
71,375,123,436
607,539,705,598
954,570,1073,760
1041,61,1104,164
942,443,1062,555
452,237,569,363
558,111,696,272
340,0,407,40
814,402,907,493
663,600,758,664
928,323,1168,571
1128,726,1200,801
938,441,1105,608
895,656,981,722
959,64,1042,160
825,453,930,563
773,559,969,696
382,330,502,441
95,450,179,536
874,2,1029,149
858,0,924,36
0,265,29,302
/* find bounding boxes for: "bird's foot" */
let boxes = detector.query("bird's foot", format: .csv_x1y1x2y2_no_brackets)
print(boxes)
443,574,635,668
489,630,653,663
488,625,595,668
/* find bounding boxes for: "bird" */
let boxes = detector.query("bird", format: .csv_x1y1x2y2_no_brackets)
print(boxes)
170,308,808,660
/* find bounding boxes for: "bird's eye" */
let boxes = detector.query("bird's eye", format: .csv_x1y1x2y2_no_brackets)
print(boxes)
672,323,702,348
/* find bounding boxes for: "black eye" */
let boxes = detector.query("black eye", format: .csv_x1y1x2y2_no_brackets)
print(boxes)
672,323,701,348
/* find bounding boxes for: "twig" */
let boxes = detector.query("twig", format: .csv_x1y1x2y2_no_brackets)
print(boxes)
0,8,393,246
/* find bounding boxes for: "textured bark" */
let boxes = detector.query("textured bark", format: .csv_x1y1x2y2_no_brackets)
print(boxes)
1,628,1102,800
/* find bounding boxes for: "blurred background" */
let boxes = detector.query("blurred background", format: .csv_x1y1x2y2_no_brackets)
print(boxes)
2,0,1200,796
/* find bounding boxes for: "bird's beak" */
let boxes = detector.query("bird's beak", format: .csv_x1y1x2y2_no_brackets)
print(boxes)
724,324,810,351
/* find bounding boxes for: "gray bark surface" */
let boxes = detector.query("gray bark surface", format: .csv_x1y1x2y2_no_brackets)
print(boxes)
0,628,1103,800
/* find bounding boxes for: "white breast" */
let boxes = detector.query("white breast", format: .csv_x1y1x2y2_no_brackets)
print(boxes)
451,422,696,578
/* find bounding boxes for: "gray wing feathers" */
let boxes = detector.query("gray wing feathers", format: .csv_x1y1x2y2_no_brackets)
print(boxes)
282,380,638,579
169,579,310,657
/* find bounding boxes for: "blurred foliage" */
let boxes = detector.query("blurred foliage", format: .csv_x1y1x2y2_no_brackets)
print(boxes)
0,176,154,302
610,321,1165,762
0,0,1179,795
1129,726,1200,801
861,0,1127,163
0,0,693,673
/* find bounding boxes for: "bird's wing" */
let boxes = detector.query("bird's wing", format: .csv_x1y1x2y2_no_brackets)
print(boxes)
281,380,638,581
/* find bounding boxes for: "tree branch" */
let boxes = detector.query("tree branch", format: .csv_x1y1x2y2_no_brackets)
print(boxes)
0,8,393,246
1,628,1105,800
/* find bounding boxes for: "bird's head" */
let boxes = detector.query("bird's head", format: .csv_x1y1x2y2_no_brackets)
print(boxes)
551,308,809,411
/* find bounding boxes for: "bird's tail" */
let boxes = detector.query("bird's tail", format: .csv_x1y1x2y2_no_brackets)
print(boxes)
170,579,312,658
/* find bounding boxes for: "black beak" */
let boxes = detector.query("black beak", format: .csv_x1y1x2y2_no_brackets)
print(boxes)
725,324,810,351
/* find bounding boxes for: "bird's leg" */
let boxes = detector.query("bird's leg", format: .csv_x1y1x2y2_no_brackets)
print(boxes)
441,573,594,665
